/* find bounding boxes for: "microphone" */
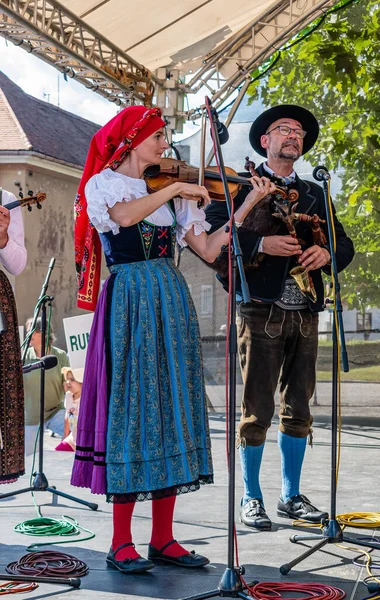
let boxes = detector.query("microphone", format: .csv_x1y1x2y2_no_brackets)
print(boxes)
313,165,331,181
214,120,229,145
22,355,58,374
206,97,229,145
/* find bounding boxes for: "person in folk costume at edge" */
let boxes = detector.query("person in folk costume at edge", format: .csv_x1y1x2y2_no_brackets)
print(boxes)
71,105,276,574
205,105,355,531
0,188,27,483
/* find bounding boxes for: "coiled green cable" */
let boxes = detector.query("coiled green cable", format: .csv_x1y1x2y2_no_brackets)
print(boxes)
14,426,95,551
15,514,95,551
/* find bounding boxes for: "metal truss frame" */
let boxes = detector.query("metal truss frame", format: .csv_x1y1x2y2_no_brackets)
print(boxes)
181,0,338,120
0,0,338,126
0,0,164,105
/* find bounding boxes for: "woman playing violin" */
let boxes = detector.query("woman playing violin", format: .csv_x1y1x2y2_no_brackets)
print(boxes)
72,105,276,574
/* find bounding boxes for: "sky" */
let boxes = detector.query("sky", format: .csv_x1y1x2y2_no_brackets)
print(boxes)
0,37,205,139
1,37,120,125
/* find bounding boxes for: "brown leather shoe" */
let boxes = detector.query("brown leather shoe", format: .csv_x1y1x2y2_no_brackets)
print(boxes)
106,543,155,573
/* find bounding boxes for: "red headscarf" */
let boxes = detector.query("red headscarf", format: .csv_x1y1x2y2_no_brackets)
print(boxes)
74,105,166,310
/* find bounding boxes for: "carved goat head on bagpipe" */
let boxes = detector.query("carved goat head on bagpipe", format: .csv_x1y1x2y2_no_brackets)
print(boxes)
212,157,327,302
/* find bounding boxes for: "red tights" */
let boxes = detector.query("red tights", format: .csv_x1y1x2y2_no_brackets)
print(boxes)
112,496,189,560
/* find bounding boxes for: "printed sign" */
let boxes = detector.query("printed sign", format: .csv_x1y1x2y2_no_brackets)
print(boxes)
63,313,94,369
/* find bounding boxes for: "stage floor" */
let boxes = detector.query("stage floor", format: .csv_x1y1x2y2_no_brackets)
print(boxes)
1,410,379,599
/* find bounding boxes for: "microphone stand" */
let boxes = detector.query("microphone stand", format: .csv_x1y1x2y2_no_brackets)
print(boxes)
182,98,253,600
0,259,97,511
21,258,55,364
0,574,81,588
280,171,380,575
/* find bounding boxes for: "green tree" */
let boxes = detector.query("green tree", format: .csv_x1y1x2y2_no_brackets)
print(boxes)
247,0,380,311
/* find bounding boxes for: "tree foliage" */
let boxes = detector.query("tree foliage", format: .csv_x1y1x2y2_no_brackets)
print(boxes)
247,0,380,310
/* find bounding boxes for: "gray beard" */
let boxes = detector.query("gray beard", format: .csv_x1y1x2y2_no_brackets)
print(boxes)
275,146,301,161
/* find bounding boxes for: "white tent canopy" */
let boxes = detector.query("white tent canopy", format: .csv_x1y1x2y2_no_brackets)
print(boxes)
66,0,275,72
0,0,337,126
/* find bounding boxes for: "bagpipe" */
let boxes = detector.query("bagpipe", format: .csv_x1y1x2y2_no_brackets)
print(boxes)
207,157,327,302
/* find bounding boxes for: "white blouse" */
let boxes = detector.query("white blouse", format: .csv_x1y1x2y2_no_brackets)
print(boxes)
0,190,27,276
85,168,211,247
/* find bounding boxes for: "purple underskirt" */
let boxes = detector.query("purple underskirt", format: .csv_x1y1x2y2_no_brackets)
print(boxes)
70,278,109,494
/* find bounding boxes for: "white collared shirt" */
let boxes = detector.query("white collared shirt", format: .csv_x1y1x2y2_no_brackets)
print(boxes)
262,162,296,182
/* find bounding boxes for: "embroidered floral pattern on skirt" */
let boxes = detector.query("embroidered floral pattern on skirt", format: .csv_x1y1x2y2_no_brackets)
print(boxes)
0,271,25,483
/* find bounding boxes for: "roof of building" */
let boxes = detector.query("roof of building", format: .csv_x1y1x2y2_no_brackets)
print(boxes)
0,71,100,167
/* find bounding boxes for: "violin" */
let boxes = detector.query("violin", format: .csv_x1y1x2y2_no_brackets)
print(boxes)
6,191,47,212
145,157,297,205
145,158,252,200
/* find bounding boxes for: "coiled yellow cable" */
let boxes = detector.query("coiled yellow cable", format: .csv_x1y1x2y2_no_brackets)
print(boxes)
338,513,380,528
335,542,380,591
293,183,380,595
292,514,380,590
293,513,380,529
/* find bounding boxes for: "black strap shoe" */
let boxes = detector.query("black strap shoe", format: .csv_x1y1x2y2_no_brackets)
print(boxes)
148,540,210,568
106,543,155,573
277,494,328,523
239,498,272,530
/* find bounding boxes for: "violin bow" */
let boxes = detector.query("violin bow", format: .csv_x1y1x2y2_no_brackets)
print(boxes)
197,107,207,208
198,108,206,188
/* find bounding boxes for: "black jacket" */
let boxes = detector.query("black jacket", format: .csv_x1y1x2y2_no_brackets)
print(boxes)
205,163,355,312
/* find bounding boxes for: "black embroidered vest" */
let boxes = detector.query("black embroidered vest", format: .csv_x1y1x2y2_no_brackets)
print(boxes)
99,205,177,268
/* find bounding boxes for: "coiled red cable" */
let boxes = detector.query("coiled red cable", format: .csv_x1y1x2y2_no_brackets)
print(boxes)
6,551,88,578
246,581,346,600
0,582,38,595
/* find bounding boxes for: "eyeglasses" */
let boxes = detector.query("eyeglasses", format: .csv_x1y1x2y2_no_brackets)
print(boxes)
265,125,307,139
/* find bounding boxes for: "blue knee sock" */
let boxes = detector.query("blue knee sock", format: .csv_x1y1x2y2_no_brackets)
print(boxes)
239,443,265,505
278,431,307,502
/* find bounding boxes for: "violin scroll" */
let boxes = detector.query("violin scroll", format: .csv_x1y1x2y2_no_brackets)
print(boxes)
21,191,47,211
244,156,289,202
244,156,258,178
7,189,48,213
287,189,299,203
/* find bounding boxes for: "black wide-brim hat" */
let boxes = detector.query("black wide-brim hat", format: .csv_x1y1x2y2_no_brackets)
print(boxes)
249,104,319,157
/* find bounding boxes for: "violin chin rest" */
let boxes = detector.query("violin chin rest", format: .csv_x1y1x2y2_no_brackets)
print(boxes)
144,164,161,178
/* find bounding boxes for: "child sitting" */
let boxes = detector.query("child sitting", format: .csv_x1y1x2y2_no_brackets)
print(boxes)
55,367,83,452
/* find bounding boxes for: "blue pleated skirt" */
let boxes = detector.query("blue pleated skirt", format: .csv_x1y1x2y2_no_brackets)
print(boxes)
105,258,213,502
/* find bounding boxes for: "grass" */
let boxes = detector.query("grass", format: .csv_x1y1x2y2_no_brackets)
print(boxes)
317,364,380,382
318,338,380,347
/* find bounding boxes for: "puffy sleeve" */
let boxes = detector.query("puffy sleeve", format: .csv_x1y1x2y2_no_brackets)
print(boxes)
0,191,27,276
85,171,134,235
174,197,211,247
